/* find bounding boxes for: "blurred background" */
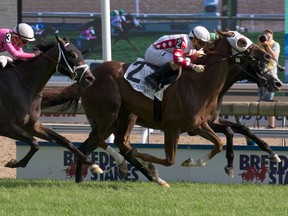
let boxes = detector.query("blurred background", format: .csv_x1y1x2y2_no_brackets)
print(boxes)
0,0,285,80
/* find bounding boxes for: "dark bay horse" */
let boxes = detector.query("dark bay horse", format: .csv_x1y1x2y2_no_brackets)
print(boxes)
1,35,102,174
188,63,282,177
42,31,280,184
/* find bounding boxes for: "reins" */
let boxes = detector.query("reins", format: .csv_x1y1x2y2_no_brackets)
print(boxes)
205,50,245,68
9,41,86,98
41,42,89,81
205,45,268,84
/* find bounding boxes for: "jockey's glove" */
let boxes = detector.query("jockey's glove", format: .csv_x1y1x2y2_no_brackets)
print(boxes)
196,49,206,57
192,64,205,73
34,50,42,57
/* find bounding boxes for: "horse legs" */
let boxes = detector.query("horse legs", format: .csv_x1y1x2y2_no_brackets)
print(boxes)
218,118,281,163
23,121,103,174
128,128,180,166
75,125,127,183
208,121,235,177
4,125,39,168
182,121,224,167
112,112,168,186
112,35,139,50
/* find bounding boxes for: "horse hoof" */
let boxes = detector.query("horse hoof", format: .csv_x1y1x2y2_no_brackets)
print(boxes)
5,159,17,168
118,160,128,179
153,178,170,188
89,164,103,174
181,158,193,167
269,154,281,163
181,158,206,167
224,166,235,178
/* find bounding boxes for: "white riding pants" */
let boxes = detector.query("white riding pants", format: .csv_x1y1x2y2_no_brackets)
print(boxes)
0,55,13,68
144,45,173,67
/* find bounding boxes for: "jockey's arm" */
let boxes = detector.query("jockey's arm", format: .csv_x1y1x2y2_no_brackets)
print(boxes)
173,48,195,70
3,43,35,60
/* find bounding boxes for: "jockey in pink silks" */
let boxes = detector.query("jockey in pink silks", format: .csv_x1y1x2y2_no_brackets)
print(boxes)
144,26,210,90
0,23,40,68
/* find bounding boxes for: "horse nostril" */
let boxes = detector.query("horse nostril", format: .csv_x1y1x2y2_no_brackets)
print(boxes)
264,54,271,60
274,81,283,88
260,79,267,85
87,75,95,83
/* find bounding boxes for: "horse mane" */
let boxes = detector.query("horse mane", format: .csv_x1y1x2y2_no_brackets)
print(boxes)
33,39,56,53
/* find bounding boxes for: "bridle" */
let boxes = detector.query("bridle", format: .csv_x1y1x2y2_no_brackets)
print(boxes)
55,42,90,82
205,35,271,84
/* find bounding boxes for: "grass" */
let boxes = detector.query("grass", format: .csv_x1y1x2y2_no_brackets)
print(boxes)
0,179,288,216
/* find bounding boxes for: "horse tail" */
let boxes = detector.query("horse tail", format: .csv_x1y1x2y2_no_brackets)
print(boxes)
42,83,81,113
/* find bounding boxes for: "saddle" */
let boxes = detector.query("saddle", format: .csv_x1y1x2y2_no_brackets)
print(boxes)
124,59,182,123
124,58,182,99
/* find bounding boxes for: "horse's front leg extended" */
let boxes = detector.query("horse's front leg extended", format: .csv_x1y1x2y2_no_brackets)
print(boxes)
218,118,281,163
208,121,235,177
182,121,223,167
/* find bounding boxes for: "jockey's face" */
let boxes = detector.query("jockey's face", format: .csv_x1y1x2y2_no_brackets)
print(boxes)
13,35,29,47
191,37,206,50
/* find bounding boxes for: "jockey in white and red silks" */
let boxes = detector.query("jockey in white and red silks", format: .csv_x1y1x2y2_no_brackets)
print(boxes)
144,26,210,90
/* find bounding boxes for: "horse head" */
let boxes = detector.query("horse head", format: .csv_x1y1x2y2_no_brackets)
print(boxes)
123,14,143,31
218,31,282,92
55,35,95,87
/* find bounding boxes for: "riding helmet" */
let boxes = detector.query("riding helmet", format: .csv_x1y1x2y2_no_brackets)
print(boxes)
12,23,36,41
189,26,211,42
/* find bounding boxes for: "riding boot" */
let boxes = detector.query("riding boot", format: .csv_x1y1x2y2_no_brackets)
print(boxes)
145,62,174,91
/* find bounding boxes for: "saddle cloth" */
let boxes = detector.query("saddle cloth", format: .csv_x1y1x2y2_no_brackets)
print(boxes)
124,58,170,101
0,55,13,68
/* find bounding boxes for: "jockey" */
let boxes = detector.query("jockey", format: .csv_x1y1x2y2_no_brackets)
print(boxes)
0,23,40,68
119,9,126,22
111,10,123,35
76,26,97,48
144,26,211,90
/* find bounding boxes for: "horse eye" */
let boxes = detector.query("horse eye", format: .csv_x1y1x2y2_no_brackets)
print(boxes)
70,51,78,59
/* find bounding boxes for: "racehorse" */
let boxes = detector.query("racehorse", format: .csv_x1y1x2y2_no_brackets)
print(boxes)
2,35,102,174
78,14,142,52
112,14,143,50
41,31,281,184
186,37,283,177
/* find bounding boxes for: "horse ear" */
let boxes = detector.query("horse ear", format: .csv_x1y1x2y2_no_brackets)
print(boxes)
63,37,70,43
55,34,65,45
55,34,60,43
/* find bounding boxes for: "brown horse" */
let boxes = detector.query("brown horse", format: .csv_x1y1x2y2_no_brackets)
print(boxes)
2,35,102,174
42,31,280,184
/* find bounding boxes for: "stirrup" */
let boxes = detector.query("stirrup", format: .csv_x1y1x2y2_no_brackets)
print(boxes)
145,76,160,91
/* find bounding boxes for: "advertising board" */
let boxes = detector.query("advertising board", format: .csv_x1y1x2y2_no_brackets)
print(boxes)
16,142,288,185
